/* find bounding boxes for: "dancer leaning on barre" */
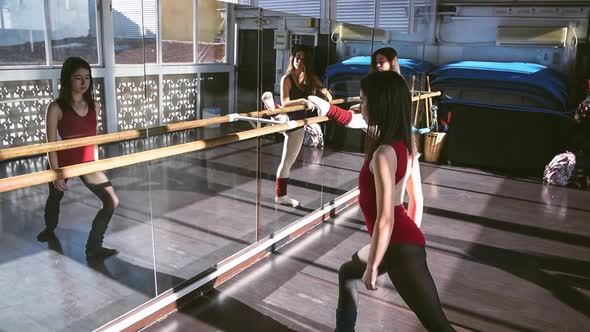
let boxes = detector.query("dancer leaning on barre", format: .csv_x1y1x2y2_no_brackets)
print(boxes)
37,57,119,260
310,72,455,332
261,46,368,207
261,46,330,208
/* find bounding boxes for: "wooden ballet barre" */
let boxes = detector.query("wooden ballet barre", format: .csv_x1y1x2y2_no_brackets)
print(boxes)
0,116,330,193
345,92,440,103
230,115,285,125
412,91,441,101
0,98,349,162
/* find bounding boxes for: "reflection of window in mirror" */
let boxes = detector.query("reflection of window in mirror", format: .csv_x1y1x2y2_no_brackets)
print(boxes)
198,0,227,63
113,0,157,64
50,0,100,65
161,0,194,63
0,0,47,66
291,34,316,47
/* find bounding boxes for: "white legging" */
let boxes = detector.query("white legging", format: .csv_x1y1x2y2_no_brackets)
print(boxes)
276,128,305,179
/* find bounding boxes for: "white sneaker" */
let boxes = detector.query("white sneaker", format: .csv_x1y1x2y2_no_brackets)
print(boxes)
275,195,300,207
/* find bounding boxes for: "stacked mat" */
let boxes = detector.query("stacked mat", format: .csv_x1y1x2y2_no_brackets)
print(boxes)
431,61,573,174
324,56,433,97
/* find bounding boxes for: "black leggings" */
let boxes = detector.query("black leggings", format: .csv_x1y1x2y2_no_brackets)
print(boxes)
44,177,116,250
336,243,455,332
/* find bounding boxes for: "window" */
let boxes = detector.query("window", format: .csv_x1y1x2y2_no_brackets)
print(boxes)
198,0,226,63
0,0,46,66
258,0,321,18
336,0,376,27
113,0,157,64
161,0,194,63
49,0,99,65
378,0,409,32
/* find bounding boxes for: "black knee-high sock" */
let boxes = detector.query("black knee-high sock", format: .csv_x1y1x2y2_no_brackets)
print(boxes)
81,180,116,250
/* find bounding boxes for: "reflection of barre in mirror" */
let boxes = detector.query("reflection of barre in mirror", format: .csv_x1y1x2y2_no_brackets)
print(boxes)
0,115,335,194
0,99,327,162
228,113,287,127
0,93,430,164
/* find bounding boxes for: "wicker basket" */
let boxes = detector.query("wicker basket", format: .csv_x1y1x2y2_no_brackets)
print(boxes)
424,132,447,162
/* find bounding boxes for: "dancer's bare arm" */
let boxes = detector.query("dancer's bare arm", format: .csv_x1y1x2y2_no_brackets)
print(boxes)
363,145,397,290
281,75,314,109
406,155,423,228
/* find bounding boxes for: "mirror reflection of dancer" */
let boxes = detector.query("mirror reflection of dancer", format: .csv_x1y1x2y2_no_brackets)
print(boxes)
350,47,401,113
263,46,368,207
372,47,401,74
328,72,455,332
37,57,119,259
263,46,332,207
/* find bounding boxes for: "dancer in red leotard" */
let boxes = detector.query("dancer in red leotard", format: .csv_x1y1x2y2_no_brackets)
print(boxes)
328,71,455,332
37,57,119,259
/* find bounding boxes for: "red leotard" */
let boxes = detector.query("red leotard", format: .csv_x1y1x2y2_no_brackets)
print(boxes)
358,141,425,246
56,104,97,167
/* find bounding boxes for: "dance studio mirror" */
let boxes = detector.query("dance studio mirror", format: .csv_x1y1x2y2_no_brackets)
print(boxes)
143,0,261,294
0,0,158,329
0,0,423,329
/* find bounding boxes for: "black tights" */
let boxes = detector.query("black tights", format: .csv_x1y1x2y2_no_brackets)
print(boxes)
336,243,455,332
44,177,117,250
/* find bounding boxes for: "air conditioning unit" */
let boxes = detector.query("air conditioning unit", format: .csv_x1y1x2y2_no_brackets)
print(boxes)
496,26,567,47
335,24,389,42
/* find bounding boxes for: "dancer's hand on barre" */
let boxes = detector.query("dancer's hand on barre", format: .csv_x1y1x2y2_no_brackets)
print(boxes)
53,179,67,192
301,99,315,110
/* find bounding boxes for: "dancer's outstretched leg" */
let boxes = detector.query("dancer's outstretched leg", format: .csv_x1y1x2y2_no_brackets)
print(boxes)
261,92,302,207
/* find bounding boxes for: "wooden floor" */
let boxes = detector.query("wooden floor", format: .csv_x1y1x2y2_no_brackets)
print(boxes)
0,127,361,331
145,164,590,332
